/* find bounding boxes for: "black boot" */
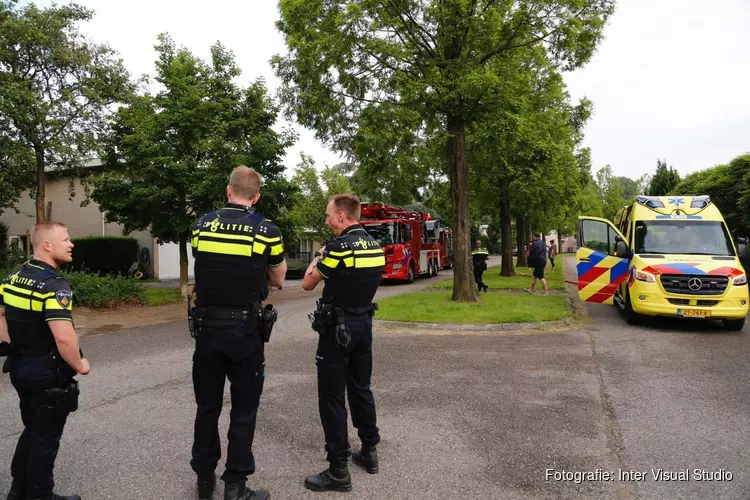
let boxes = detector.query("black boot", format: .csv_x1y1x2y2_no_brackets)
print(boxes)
304,466,352,492
223,481,269,500
197,473,216,499
352,446,379,474
483,285,488,293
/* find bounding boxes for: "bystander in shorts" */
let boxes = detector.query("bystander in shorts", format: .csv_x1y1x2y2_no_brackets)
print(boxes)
533,263,545,280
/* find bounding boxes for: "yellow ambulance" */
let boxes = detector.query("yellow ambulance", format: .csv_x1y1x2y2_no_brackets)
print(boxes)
577,195,749,330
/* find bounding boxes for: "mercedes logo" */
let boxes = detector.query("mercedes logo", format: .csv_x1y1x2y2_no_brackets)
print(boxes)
688,278,703,291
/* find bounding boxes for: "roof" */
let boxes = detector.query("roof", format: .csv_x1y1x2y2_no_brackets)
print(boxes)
630,195,724,221
45,157,114,175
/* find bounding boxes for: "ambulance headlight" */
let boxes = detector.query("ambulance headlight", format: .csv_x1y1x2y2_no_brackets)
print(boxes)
733,274,747,286
634,270,656,283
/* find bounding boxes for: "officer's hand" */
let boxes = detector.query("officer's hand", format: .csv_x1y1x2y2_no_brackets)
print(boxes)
78,358,91,375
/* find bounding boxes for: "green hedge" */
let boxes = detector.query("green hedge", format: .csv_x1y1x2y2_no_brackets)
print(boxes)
66,236,140,276
62,271,145,309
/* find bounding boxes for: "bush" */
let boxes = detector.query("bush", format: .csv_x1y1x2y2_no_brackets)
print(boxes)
66,236,140,276
62,271,146,309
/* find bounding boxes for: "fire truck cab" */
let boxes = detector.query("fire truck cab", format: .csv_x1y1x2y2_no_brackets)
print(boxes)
359,203,451,283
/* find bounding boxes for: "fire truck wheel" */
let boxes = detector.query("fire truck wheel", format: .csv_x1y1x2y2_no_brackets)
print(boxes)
431,259,439,276
407,263,415,283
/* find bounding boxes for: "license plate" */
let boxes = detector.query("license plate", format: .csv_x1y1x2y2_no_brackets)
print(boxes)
677,308,711,318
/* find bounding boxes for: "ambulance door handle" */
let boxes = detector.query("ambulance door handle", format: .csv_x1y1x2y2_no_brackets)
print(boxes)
580,257,591,262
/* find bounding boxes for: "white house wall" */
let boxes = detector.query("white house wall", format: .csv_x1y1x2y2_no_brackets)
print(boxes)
0,176,153,253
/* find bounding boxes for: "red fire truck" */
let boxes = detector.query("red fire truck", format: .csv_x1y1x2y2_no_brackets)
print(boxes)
359,202,452,283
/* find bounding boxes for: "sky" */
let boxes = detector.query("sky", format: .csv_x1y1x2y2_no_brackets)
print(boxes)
32,0,750,181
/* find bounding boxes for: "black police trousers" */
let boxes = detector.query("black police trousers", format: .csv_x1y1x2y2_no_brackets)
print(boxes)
474,266,486,289
9,359,74,499
316,313,380,467
191,325,265,483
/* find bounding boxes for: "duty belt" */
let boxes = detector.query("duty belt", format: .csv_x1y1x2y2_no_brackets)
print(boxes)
190,302,278,342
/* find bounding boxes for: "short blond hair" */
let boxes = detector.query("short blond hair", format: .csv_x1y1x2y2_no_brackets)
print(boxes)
330,194,361,220
229,166,262,199
31,222,68,250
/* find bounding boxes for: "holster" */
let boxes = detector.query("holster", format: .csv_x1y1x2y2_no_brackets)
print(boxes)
256,303,278,343
188,291,200,338
310,301,378,349
310,299,336,335
44,380,80,414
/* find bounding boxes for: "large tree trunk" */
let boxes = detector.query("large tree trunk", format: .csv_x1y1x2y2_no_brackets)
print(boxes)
34,146,46,223
447,115,476,302
179,232,189,297
500,196,514,276
516,215,527,268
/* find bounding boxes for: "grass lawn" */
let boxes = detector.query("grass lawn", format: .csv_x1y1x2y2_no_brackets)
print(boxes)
375,291,570,324
429,264,566,291
143,287,183,306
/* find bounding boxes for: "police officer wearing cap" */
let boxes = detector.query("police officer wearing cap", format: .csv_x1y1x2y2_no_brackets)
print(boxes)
302,193,385,493
189,166,286,500
0,222,90,500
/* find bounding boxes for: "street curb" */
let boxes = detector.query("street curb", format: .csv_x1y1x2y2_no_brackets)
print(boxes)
374,318,574,332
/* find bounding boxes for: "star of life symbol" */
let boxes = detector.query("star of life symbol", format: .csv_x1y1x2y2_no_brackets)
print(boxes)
668,197,685,206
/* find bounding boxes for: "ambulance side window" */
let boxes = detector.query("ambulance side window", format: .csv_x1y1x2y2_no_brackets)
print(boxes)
581,220,608,254
581,219,620,256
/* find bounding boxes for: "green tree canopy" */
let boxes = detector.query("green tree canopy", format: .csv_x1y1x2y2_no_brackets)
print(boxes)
273,0,615,301
286,153,352,247
647,159,681,196
596,165,626,221
0,0,134,222
672,154,750,235
90,35,295,286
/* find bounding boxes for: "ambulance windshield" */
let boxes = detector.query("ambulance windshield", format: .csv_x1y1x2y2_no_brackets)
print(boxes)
634,220,735,256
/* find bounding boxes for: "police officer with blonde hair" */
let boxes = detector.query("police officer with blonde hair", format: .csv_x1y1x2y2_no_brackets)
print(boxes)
189,166,286,500
0,222,89,500
302,193,385,493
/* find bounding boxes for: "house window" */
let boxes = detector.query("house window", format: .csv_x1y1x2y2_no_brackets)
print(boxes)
9,235,29,257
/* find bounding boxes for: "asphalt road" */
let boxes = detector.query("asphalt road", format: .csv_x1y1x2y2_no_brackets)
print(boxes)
1,257,749,499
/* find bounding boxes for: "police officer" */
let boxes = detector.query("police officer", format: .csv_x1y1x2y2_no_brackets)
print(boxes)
301,193,385,493
472,240,489,293
0,223,89,500
189,166,286,500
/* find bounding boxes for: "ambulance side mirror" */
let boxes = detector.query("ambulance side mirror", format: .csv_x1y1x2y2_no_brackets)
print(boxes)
614,236,629,258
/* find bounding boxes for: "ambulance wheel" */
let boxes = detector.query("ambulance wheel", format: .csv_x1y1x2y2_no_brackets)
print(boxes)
407,263,415,283
623,288,643,326
722,318,745,331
